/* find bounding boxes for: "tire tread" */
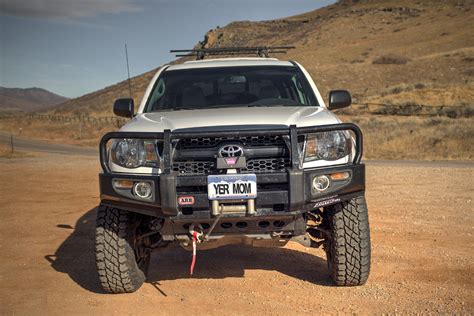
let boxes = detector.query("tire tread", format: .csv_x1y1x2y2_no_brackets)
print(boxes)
326,195,371,286
95,205,146,293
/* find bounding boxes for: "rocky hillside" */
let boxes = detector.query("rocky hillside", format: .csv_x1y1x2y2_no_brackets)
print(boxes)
52,0,473,116
0,87,68,112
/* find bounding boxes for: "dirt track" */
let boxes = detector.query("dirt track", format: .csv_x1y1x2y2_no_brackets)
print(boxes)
0,153,473,314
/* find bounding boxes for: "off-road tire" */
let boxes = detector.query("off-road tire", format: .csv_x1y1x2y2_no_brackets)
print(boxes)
95,205,149,293
325,195,371,286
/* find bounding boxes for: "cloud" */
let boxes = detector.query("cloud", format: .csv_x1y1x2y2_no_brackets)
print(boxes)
0,0,142,20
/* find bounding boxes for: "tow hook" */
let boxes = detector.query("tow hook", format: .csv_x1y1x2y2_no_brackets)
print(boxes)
187,214,223,275
188,224,204,276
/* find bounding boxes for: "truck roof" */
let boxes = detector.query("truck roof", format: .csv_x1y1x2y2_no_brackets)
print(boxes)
166,58,294,71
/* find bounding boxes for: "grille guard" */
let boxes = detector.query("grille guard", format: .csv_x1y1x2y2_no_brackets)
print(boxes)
99,123,363,174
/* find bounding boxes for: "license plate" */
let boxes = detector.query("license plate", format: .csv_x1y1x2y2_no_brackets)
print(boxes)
207,174,257,200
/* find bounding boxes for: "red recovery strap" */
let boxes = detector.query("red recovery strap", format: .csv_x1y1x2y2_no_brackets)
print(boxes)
190,231,198,275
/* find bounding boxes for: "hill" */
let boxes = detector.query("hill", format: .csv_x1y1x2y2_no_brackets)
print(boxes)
0,0,472,159
51,0,473,116
0,87,69,112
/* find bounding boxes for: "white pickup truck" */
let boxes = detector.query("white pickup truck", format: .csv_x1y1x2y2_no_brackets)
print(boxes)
96,48,371,293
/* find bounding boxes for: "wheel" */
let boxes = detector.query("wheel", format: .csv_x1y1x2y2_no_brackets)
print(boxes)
95,205,151,293
324,195,371,286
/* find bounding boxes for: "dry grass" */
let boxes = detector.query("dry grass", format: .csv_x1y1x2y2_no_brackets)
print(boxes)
0,118,121,147
342,115,474,160
369,83,474,108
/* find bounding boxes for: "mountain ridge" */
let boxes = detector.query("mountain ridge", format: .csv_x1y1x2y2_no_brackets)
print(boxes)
0,86,69,112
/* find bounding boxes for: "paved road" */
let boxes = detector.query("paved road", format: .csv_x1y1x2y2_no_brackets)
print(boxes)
365,158,473,168
0,132,472,167
0,132,96,156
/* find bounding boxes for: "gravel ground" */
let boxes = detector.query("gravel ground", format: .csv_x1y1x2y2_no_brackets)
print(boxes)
0,154,472,314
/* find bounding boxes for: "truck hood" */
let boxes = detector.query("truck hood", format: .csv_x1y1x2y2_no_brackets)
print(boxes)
121,106,341,132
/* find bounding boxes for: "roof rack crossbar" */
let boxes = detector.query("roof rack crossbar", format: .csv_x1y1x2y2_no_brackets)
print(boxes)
174,50,289,57
170,46,295,60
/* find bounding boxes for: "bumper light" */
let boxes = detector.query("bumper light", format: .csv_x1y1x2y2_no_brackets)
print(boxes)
312,175,331,192
113,179,134,189
330,171,350,181
133,181,153,199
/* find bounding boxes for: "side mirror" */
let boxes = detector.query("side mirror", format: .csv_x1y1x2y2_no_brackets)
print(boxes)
113,98,134,118
328,90,351,110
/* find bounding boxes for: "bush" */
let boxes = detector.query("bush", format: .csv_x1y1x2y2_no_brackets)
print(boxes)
464,69,474,76
372,54,410,65
390,86,404,94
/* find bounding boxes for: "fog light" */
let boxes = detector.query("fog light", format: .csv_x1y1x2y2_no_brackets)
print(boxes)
313,175,331,192
133,181,152,199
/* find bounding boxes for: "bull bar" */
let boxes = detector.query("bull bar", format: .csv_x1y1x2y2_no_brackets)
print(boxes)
98,123,364,218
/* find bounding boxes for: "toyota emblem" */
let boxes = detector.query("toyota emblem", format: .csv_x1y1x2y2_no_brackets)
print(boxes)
218,144,244,158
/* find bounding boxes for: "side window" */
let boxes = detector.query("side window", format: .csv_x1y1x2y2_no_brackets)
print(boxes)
279,80,294,100
292,76,309,105
148,79,166,110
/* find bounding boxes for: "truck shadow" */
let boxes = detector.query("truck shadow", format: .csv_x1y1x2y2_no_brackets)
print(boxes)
44,206,102,293
45,207,332,294
148,244,331,285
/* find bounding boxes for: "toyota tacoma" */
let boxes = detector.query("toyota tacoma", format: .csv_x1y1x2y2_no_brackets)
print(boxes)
96,47,371,293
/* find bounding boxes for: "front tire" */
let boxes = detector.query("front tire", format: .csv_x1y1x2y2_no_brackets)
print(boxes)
95,205,150,293
324,195,371,286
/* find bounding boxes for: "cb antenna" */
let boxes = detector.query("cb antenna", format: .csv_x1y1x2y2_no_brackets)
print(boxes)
125,43,132,99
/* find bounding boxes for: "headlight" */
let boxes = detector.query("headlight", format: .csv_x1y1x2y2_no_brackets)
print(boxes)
304,131,351,162
111,139,160,168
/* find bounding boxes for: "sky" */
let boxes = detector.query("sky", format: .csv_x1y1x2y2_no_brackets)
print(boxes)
0,0,335,98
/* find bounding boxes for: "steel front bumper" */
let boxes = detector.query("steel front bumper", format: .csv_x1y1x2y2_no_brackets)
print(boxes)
99,123,365,220
99,163,365,218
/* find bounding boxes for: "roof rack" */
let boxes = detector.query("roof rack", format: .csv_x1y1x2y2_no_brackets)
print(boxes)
170,46,295,60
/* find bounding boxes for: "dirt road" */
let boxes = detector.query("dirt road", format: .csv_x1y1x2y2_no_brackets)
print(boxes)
0,153,472,314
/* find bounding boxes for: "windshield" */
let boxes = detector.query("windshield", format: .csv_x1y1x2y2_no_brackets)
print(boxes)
144,66,318,112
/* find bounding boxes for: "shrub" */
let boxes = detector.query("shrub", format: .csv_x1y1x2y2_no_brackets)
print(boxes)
390,86,404,94
414,83,426,89
372,54,410,65
464,69,474,76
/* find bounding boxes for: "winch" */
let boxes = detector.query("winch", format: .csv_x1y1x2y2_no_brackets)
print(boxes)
210,199,256,216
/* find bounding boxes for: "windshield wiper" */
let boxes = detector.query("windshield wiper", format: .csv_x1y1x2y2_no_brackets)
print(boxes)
246,104,289,107
175,107,198,110
153,104,295,112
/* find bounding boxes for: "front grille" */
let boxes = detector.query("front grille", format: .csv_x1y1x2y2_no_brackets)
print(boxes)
243,158,289,173
179,137,223,148
240,136,285,146
173,158,289,175
172,161,215,175
173,135,289,176
178,135,285,149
